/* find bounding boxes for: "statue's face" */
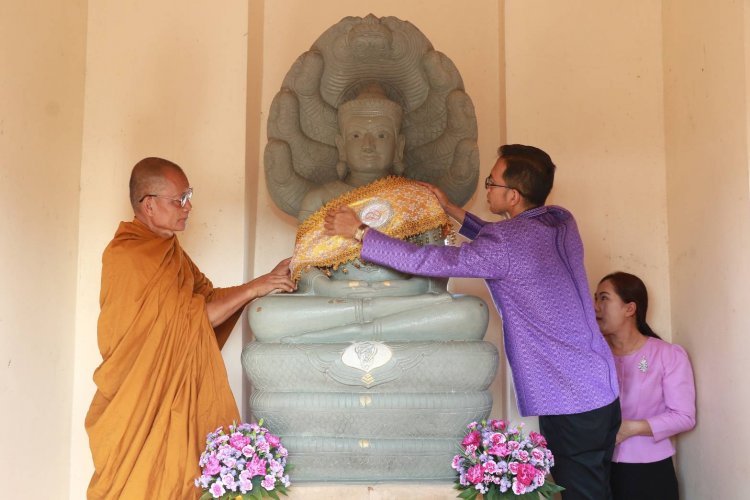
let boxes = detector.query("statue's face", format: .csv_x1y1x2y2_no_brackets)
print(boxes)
340,114,398,175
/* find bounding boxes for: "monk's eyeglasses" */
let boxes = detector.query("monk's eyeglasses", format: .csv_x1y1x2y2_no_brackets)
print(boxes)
139,187,193,207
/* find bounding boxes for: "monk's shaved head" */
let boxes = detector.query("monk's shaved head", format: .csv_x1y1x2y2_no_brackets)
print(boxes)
129,157,186,212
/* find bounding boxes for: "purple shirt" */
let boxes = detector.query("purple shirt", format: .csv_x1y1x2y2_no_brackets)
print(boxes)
362,206,618,416
613,337,696,463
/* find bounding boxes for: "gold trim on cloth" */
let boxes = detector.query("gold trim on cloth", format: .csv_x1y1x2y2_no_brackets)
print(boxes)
291,176,450,281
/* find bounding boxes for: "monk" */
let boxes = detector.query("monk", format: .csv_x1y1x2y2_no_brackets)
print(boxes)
85,157,295,499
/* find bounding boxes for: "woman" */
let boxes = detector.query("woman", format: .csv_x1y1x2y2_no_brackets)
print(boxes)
595,272,696,500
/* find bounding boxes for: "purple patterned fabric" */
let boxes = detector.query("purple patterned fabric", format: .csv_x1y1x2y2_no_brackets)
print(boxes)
362,205,618,416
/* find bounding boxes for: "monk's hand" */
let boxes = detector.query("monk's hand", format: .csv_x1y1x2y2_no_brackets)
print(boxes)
270,257,292,277
323,205,362,238
250,267,296,298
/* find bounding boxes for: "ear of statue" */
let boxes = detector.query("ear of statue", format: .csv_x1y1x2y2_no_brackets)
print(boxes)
392,134,406,175
335,134,348,179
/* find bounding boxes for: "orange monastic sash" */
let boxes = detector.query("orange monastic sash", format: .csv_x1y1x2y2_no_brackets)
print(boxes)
85,219,239,499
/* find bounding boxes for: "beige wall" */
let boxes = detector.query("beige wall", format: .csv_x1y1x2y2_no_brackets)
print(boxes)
663,1,750,497
0,0,87,497
3,0,750,498
68,1,251,497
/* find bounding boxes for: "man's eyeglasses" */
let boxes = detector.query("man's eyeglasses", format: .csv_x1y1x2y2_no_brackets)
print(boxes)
484,176,516,192
139,187,193,207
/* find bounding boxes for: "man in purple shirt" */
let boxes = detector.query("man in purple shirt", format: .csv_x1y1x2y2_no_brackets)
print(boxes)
325,144,621,500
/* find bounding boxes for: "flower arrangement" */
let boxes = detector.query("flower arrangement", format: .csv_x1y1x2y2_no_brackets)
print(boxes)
195,420,291,500
452,419,564,500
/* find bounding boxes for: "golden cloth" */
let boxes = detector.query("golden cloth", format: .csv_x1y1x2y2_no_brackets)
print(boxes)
86,219,240,499
291,176,451,280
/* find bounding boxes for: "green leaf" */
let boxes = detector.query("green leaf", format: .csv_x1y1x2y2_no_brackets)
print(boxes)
537,481,565,497
485,486,501,500
275,484,289,496
267,490,281,500
456,487,478,499
199,491,214,500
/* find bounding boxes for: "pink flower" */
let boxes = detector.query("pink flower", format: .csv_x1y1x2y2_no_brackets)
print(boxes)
490,419,507,431
484,460,498,474
266,433,281,448
512,478,527,495
531,449,545,462
246,455,268,478
209,481,226,498
507,440,520,451
516,463,538,487
466,464,484,485
508,462,519,474
204,455,221,476
229,433,250,450
261,474,276,490
490,432,507,445
489,443,509,457
451,455,463,470
462,431,481,448
517,450,530,462
529,431,547,447
242,444,255,458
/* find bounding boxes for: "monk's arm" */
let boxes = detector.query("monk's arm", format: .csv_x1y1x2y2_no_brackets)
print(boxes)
205,258,295,327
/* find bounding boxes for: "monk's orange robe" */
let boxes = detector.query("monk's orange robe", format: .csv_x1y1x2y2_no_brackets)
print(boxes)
86,219,241,499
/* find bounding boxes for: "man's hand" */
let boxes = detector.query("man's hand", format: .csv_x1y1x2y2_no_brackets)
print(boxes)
415,181,466,223
324,206,362,238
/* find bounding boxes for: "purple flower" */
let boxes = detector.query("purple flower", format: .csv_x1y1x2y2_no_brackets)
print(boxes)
269,458,284,476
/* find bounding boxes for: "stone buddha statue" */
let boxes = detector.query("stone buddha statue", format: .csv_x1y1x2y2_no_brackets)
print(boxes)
242,14,498,483
248,84,488,343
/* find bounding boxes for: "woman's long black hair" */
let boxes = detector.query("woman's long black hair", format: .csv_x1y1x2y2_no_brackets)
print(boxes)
599,271,661,339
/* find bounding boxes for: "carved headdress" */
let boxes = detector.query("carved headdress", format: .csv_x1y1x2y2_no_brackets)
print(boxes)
337,83,403,131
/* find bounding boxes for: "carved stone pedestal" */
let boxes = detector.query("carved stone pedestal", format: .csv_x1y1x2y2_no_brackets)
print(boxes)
241,340,498,481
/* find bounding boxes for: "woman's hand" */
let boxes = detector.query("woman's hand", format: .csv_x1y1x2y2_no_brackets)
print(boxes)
616,419,653,444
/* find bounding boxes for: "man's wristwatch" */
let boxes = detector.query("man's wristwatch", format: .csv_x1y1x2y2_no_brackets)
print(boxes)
353,223,369,242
